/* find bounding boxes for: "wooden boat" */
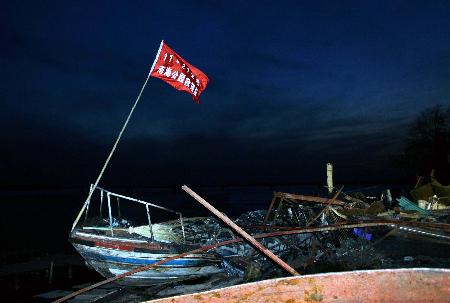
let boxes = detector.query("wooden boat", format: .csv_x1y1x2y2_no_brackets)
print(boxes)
70,231,223,286
146,268,450,303
69,185,224,286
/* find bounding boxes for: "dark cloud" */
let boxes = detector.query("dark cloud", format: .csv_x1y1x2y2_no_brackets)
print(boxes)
1,1,450,187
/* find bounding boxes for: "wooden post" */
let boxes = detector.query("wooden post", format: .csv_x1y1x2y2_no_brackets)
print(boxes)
182,185,299,276
327,163,333,194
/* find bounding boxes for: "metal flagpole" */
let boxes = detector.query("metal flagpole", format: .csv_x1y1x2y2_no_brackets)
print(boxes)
71,40,164,231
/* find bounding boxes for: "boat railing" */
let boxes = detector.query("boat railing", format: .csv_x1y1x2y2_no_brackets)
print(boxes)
83,184,186,242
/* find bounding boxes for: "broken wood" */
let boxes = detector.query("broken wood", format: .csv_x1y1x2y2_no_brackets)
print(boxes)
305,185,344,227
249,220,450,232
182,185,300,276
53,219,450,302
263,195,277,224
53,221,400,303
273,192,346,206
264,191,346,224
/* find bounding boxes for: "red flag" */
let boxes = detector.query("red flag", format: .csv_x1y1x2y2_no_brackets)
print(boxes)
150,42,209,103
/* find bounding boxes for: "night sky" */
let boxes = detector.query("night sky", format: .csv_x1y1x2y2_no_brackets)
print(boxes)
2,1,450,188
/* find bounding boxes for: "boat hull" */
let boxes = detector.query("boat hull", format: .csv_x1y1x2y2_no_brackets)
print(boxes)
146,268,450,303
70,231,223,286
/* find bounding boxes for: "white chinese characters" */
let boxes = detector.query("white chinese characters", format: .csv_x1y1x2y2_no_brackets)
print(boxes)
156,62,201,95
162,52,202,86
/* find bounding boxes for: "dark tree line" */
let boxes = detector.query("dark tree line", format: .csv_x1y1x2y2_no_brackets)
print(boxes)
401,104,450,183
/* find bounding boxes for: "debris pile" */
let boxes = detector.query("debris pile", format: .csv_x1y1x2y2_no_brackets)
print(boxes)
58,179,450,302
138,184,450,301
410,173,450,210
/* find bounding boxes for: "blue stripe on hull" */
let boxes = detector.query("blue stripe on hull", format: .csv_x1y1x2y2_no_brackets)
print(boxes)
83,251,218,266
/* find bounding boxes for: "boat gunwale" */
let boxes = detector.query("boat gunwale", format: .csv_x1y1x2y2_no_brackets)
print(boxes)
144,268,450,302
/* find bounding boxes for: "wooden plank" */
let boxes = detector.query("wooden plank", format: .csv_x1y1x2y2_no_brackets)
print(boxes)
182,185,299,276
305,185,344,227
274,192,346,206
263,195,277,224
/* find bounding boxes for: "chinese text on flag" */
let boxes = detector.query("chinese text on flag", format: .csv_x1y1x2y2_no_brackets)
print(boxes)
150,42,209,103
